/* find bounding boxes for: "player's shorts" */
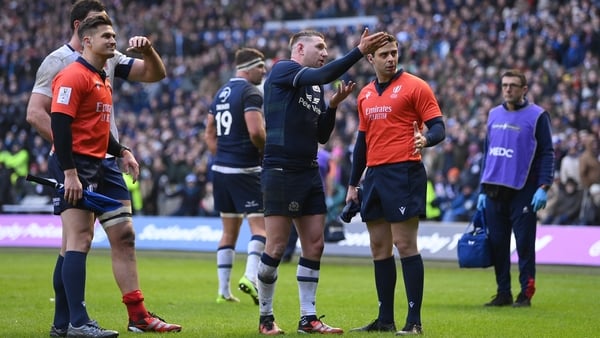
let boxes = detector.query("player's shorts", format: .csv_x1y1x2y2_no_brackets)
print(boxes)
361,161,427,223
97,157,130,201
261,166,326,217
211,165,263,214
95,157,132,228
49,153,103,215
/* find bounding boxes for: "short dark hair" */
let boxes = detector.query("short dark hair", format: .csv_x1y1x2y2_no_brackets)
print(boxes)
77,13,113,41
382,32,397,45
501,69,527,87
369,32,397,55
70,0,106,32
235,48,265,66
288,30,324,49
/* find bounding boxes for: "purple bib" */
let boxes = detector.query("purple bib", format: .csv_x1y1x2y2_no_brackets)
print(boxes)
481,103,544,189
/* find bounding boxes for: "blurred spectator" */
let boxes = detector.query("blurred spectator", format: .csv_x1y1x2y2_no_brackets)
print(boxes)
537,174,562,224
431,167,461,221
140,157,169,216
0,141,29,201
441,182,478,223
460,141,484,189
167,173,203,216
428,139,458,177
578,134,600,224
541,178,583,225
559,137,582,187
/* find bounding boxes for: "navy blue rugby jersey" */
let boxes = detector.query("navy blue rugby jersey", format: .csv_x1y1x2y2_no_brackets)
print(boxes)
263,60,326,169
209,78,264,167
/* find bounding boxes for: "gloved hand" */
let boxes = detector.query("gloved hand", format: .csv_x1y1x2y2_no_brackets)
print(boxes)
476,193,487,211
531,187,547,212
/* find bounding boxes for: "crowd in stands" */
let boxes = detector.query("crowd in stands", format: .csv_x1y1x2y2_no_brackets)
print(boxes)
1,0,599,225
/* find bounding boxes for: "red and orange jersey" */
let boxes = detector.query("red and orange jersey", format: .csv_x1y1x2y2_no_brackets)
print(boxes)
357,71,442,166
51,59,113,159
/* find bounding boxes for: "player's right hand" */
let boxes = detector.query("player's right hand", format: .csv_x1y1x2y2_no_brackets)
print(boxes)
63,169,83,205
126,36,153,54
120,150,140,183
357,28,389,55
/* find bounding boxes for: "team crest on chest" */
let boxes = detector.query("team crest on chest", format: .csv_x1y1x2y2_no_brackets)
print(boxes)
390,85,402,99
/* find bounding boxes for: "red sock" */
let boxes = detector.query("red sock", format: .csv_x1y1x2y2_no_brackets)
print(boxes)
122,290,149,322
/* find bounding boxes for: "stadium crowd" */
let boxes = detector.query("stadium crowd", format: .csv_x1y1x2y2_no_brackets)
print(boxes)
1,0,599,225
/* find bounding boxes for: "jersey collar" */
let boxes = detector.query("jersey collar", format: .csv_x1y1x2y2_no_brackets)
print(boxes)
374,68,404,94
75,57,107,81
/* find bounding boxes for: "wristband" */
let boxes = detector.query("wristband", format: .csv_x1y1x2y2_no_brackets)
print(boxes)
119,145,132,157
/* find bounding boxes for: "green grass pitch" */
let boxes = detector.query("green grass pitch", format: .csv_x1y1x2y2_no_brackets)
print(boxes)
1,247,598,337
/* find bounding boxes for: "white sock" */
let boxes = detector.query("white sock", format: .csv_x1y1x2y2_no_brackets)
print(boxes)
297,262,319,316
217,247,235,297
245,237,265,284
257,260,278,316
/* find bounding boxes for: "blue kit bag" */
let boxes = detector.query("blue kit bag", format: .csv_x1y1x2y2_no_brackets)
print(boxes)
457,209,493,268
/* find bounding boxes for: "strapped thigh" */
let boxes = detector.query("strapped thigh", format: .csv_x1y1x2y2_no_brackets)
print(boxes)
97,204,132,229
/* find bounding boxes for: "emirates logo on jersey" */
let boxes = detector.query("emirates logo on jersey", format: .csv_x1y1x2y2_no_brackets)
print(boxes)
365,105,392,120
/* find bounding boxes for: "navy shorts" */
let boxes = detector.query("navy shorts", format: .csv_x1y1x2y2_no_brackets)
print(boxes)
212,170,263,214
261,167,326,217
97,157,131,201
361,161,427,222
49,153,103,215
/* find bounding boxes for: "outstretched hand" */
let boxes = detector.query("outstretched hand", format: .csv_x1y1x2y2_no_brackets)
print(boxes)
330,80,356,108
357,28,389,55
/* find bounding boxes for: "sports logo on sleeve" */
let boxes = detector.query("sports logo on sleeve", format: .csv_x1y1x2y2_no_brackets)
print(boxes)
219,87,232,102
57,86,72,104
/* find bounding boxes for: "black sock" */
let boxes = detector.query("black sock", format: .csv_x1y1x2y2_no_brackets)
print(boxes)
401,254,423,325
374,256,396,324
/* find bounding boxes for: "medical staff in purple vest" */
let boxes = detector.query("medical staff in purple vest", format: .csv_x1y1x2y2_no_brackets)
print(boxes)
477,69,554,308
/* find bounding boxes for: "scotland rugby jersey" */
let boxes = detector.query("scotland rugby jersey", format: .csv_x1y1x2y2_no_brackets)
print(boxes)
209,78,264,167
262,60,327,169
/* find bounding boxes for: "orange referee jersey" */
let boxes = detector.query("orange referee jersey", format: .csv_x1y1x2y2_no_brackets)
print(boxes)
357,71,442,167
51,59,113,159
